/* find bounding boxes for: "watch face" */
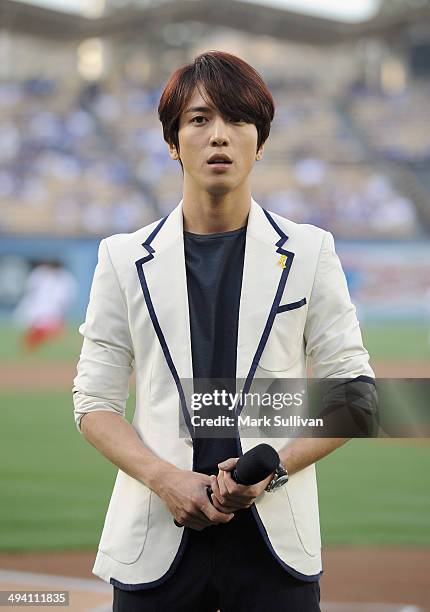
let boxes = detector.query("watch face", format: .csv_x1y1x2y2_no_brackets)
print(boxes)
272,474,289,490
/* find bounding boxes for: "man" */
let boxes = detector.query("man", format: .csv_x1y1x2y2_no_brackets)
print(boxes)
73,51,376,611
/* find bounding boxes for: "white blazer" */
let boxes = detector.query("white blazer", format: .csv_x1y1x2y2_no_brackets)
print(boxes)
73,197,374,588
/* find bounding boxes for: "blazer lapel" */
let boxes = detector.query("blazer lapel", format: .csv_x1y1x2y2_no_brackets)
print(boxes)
135,200,194,437
236,199,295,399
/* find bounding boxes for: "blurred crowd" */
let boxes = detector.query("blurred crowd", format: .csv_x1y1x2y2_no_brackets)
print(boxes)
347,80,430,162
0,69,425,240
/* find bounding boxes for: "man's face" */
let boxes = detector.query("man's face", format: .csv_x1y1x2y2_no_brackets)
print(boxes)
168,87,264,196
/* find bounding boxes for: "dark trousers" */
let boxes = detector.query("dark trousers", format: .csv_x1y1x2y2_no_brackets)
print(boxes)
113,508,320,611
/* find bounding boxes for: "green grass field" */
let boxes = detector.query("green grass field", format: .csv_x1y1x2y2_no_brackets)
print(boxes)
362,321,430,361
317,439,430,546
0,322,429,551
0,325,83,363
0,391,117,550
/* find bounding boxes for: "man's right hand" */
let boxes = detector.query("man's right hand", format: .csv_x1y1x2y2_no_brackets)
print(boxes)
79,412,233,531
157,468,235,531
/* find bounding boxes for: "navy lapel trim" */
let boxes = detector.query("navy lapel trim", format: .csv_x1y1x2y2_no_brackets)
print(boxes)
277,297,306,313
248,504,323,581
140,214,168,260
262,207,288,245
135,215,194,440
238,208,295,414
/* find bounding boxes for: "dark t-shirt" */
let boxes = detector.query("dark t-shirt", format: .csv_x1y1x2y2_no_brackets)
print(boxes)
184,225,246,475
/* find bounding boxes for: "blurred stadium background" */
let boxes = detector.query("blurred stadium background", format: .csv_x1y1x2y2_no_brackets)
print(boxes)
0,0,429,610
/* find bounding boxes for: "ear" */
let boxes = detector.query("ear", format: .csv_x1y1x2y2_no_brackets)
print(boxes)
256,143,265,161
168,142,180,161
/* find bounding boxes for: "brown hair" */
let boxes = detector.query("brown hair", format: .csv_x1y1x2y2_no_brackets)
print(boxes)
158,50,275,166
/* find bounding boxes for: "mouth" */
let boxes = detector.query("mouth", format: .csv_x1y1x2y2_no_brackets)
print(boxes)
207,154,233,168
207,162,232,172
207,155,233,172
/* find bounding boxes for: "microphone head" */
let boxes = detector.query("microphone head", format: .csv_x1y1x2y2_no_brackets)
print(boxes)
234,443,279,486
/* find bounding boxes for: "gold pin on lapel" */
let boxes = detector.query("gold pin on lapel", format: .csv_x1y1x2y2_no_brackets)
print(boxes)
278,254,287,269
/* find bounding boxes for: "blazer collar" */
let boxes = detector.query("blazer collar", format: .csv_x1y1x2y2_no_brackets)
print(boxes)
140,197,287,258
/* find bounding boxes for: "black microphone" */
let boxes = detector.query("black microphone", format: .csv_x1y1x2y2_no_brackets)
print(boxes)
173,444,279,527
207,443,279,496
233,443,280,485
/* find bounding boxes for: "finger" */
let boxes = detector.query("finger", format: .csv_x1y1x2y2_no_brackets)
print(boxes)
211,494,238,514
220,471,249,504
222,468,237,496
217,469,229,500
175,513,209,529
210,475,224,504
179,504,213,526
201,475,212,488
187,508,213,524
201,500,234,524
221,477,255,505
212,489,252,512
218,457,239,472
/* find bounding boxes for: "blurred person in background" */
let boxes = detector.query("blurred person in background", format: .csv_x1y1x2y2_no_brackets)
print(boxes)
13,259,77,350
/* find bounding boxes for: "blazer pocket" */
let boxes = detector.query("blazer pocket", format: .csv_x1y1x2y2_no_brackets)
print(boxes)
284,471,321,557
99,472,152,564
277,297,306,314
258,298,307,372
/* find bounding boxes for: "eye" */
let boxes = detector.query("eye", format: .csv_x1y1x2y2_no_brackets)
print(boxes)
191,115,207,124
230,118,246,123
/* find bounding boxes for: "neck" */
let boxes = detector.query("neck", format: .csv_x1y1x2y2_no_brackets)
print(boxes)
182,180,251,234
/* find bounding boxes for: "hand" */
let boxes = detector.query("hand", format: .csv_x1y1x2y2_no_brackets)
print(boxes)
209,457,274,514
157,467,235,531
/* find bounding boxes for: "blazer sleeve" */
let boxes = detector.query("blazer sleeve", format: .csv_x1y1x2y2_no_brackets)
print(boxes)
304,230,374,380
72,238,134,433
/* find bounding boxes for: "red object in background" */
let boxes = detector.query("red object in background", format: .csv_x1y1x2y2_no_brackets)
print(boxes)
23,322,64,349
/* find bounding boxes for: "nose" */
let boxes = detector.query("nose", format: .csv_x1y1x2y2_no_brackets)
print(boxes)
209,116,229,146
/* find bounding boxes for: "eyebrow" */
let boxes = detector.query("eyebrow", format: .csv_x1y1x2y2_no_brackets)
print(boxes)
184,105,215,114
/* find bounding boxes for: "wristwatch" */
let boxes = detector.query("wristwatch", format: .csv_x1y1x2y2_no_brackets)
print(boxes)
265,463,289,492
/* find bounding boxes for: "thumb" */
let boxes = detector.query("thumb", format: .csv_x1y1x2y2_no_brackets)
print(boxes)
218,457,239,471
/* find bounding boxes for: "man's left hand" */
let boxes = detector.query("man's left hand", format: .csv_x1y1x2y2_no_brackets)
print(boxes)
209,457,274,513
